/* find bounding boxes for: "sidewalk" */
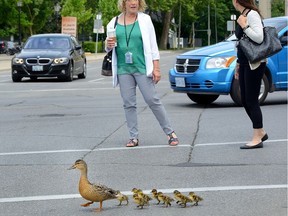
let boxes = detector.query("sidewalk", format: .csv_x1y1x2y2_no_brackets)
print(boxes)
0,52,105,72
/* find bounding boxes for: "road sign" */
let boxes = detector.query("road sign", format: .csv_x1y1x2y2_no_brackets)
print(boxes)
94,19,102,30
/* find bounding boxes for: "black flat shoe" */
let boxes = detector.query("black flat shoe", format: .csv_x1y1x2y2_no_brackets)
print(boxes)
261,133,268,142
240,142,263,149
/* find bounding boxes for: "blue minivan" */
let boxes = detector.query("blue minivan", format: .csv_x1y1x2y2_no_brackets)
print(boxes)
169,16,288,105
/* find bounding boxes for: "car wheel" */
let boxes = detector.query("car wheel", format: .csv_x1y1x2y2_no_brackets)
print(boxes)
65,63,74,82
78,62,87,79
230,74,269,106
230,78,242,106
187,93,219,104
258,74,269,105
12,74,22,82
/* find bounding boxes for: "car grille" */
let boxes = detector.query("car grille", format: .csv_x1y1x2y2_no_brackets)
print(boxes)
175,58,200,73
26,58,52,65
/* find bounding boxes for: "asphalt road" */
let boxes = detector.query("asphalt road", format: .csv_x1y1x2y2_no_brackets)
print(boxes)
0,51,287,216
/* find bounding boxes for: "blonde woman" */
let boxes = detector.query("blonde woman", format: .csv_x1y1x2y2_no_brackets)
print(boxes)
105,0,179,147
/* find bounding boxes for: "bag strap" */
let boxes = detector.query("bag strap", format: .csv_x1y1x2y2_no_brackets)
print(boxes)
241,8,251,17
114,16,118,28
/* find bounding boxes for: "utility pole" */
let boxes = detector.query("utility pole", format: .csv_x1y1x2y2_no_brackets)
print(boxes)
285,0,288,16
258,0,271,18
177,4,182,49
207,4,211,45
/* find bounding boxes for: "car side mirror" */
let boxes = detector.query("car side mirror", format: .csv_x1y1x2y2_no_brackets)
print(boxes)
280,36,288,46
75,45,82,50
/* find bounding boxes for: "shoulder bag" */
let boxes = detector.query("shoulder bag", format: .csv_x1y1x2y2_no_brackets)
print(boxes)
101,16,118,76
238,26,282,63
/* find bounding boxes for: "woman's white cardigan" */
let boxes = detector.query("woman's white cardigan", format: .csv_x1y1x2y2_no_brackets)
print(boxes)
243,10,266,70
105,12,160,87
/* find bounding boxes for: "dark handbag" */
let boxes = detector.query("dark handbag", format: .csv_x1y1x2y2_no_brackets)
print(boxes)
101,16,118,76
101,51,112,76
238,26,282,63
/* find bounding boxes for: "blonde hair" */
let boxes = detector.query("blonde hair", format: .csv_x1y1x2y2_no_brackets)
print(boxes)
117,0,147,12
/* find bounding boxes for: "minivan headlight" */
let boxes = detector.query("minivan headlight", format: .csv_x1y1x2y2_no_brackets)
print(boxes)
54,57,69,64
206,56,236,69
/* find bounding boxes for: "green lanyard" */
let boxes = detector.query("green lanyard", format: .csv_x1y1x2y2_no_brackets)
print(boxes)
124,14,138,49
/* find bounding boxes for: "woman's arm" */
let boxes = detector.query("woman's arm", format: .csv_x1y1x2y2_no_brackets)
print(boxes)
244,10,264,44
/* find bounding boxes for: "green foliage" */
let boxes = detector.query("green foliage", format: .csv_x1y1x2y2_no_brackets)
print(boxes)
0,0,285,47
0,0,20,39
147,0,178,12
61,0,93,30
83,41,95,53
98,0,119,27
83,41,104,53
23,0,54,35
271,0,285,17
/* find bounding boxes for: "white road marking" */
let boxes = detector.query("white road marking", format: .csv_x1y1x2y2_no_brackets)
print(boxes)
0,87,115,93
0,184,286,203
194,139,288,147
0,145,191,156
0,139,286,156
88,78,106,82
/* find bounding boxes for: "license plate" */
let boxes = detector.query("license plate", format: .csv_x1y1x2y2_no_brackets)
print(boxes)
175,77,185,87
32,65,43,71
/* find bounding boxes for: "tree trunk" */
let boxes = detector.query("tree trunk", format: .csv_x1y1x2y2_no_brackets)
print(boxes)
159,10,172,50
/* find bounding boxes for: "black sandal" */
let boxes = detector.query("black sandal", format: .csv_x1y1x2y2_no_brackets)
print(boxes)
168,132,179,146
126,139,139,147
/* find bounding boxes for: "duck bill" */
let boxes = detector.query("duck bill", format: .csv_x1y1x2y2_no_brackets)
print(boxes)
68,165,76,170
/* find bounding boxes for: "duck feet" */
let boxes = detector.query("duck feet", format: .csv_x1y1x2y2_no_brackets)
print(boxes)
95,208,102,212
81,201,93,207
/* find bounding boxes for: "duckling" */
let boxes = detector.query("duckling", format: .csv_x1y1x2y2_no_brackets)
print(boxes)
158,193,174,207
137,191,152,205
115,190,129,206
151,189,161,204
131,188,141,195
133,194,147,209
157,192,166,205
188,192,203,206
69,159,118,212
173,190,192,208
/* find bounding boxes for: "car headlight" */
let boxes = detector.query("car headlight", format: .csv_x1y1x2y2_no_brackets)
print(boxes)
13,58,24,64
206,56,236,69
53,57,69,64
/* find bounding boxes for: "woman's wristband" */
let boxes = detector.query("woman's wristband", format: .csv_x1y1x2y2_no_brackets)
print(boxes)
242,25,250,31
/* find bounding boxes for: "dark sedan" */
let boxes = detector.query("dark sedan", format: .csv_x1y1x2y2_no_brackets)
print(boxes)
11,34,86,82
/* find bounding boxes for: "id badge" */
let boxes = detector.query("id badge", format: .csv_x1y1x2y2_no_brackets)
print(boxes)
125,52,133,64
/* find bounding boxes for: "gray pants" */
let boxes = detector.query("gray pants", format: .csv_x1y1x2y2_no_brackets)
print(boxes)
118,73,174,139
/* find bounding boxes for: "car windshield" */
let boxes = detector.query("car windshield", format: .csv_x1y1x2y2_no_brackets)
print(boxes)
24,37,71,49
225,18,287,42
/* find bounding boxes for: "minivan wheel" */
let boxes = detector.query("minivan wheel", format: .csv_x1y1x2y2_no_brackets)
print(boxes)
187,93,219,104
230,74,269,106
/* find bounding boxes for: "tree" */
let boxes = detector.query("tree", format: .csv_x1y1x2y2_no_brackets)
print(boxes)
61,0,93,39
271,0,285,17
98,0,119,26
0,0,18,39
23,0,54,36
